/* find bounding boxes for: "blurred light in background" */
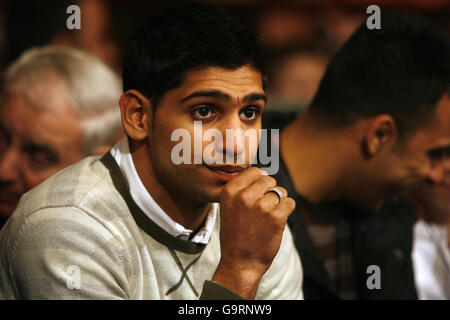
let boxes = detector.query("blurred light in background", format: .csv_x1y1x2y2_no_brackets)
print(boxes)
0,0,448,111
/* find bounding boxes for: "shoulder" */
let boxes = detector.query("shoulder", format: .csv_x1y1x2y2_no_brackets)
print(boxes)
13,156,106,215
0,204,130,299
0,155,133,267
0,155,136,299
4,155,126,233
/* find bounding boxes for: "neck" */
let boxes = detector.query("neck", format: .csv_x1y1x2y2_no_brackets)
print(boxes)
280,111,351,204
130,140,211,231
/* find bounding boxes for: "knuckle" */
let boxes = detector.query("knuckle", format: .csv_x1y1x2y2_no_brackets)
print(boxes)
255,199,270,214
270,211,288,228
285,197,296,212
248,166,261,176
238,189,254,206
280,198,295,217
276,198,295,215
222,184,234,199
262,175,276,183
263,176,277,187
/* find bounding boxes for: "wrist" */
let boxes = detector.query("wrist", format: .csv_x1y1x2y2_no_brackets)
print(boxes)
211,259,266,300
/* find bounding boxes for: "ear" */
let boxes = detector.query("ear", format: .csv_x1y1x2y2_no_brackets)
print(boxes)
119,90,152,141
363,115,397,157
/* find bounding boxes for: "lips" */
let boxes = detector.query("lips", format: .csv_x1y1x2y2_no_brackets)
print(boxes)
205,165,247,182
206,165,246,173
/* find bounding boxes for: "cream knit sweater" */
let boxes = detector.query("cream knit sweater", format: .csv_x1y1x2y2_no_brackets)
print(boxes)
0,153,303,300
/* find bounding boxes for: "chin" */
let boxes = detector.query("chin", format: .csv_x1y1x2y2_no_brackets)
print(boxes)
182,178,223,204
200,185,224,203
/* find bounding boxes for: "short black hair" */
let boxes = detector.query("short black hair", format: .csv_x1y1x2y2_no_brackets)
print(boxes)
308,12,450,137
122,2,265,108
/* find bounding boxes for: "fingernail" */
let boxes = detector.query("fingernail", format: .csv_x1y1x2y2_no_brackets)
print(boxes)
260,169,269,176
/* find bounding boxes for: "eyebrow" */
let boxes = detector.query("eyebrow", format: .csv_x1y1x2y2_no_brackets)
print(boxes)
180,90,267,104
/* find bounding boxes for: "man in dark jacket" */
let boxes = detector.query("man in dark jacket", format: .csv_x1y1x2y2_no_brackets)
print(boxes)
261,13,450,299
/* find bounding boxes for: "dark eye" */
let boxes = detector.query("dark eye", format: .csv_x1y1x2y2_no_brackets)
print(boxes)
29,152,51,168
23,144,59,171
240,107,258,121
192,106,215,120
428,146,450,160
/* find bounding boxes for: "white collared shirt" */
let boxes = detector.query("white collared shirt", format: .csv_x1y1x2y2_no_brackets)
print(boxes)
110,137,217,244
412,219,450,300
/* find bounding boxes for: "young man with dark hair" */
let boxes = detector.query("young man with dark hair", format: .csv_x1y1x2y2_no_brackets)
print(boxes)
263,12,450,299
0,3,302,299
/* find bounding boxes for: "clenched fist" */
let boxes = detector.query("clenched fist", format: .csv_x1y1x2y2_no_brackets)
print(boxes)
211,166,296,299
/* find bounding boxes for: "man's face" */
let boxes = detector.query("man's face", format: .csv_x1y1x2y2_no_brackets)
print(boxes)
147,65,266,203
0,84,84,218
407,156,450,219
376,95,450,206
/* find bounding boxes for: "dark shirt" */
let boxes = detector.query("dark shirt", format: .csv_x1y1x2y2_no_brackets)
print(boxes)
0,216,7,230
261,111,418,300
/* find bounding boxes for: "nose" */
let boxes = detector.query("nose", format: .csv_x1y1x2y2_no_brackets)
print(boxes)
215,115,247,164
0,146,21,183
427,163,445,185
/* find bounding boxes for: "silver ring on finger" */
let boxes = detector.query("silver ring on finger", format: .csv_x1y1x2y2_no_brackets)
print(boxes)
264,187,285,204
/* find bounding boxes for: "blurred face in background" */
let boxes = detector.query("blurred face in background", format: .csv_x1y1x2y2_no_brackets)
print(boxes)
352,95,450,212
388,96,450,197
405,154,450,224
0,80,84,219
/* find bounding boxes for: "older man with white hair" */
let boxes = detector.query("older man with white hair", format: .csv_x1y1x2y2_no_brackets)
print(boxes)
0,46,123,228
